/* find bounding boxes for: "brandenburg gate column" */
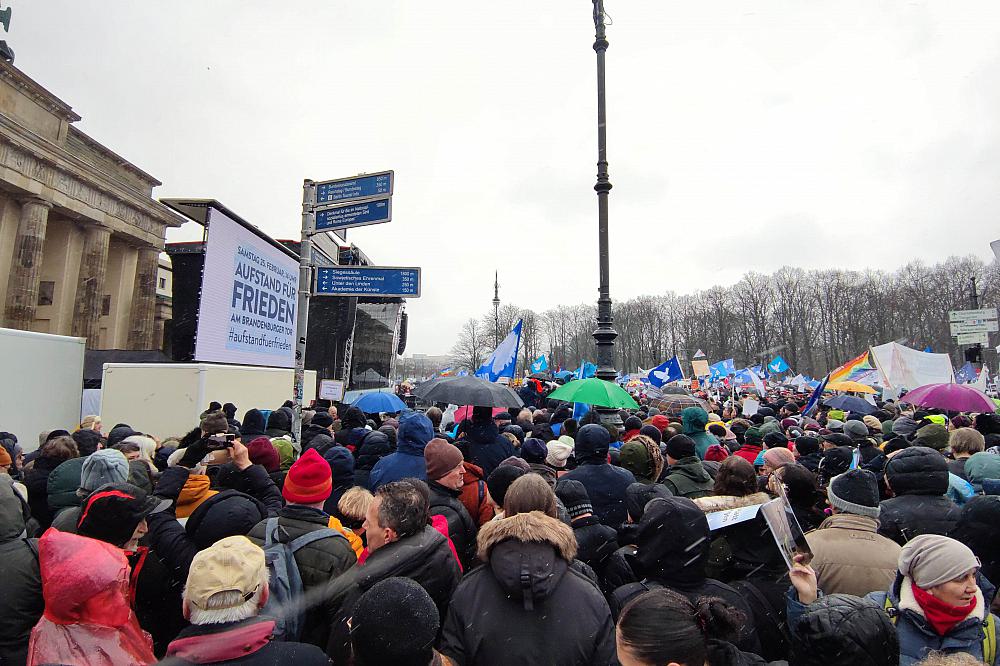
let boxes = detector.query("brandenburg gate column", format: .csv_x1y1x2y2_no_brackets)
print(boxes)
126,243,160,350
71,223,112,347
3,197,52,330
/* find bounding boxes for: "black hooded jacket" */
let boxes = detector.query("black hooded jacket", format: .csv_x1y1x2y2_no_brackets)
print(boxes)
241,409,267,439
335,407,369,451
610,497,760,654
265,408,292,439
461,420,516,478
951,495,1000,590
788,593,900,666
878,446,960,545
353,430,392,490
440,511,615,666
427,480,478,570
322,446,356,519
561,424,636,527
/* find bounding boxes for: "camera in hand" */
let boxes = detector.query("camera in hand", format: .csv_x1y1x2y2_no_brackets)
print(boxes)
205,432,236,451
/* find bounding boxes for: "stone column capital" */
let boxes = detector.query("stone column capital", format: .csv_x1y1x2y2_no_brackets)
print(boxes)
18,196,53,210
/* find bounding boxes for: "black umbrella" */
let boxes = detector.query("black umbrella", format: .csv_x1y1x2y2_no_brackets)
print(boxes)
823,394,876,415
413,375,524,408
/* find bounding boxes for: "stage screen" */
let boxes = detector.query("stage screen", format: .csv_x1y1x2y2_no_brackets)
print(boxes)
194,207,298,367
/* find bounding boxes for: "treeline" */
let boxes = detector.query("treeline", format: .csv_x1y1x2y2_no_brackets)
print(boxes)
449,255,1000,378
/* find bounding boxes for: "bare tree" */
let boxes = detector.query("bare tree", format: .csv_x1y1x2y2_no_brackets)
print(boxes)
449,318,489,372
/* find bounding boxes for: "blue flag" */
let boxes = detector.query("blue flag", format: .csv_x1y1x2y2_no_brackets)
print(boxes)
803,374,830,416
708,359,736,382
573,402,591,420
768,356,790,374
924,346,933,353
647,356,683,388
956,362,978,384
530,355,548,373
576,362,597,379
476,320,523,382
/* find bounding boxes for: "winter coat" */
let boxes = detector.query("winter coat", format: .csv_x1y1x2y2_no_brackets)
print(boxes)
785,591,901,666
879,446,960,545
240,409,267,439
301,423,332,452
165,619,330,665
458,461,494,526
866,573,1000,666
427,480,478,569
950,456,972,481
440,511,616,666
951,496,1000,597
368,411,435,490
334,407,368,452
966,452,1000,494
461,421,516,477
265,407,293,440
661,456,714,499
174,473,219,519
46,457,84,516
561,425,636,528
28,529,155,666
570,514,619,576
734,443,764,465
353,430,392,490
147,465,279,585
0,475,42,666
609,496,760,654
797,451,822,473
24,455,66,529
682,407,720,459
805,513,901,598
325,524,462,661
322,446,356,519
247,504,357,648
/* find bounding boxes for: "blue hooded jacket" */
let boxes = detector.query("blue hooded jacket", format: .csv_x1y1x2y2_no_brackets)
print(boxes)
561,424,635,527
368,411,435,491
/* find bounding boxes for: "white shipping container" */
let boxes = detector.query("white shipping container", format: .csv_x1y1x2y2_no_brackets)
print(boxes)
100,363,316,440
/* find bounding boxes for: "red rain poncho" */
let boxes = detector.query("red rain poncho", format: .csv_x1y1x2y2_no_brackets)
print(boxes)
28,529,154,666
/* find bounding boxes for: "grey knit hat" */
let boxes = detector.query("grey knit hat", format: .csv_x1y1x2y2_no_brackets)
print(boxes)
80,449,129,492
899,535,980,589
827,469,880,519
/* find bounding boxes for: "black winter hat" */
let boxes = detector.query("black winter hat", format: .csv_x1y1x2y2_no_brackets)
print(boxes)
791,594,900,666
240,409,267,437
185,489,268,549
625,482,673,523
821,433,853,448
555,479,593,519
351,577,439,666
665,434,696,460
624,416,643,431
520,438,547,464
575,423,611,461
763,432,789,449
827,469,880,518
639,424,662,444
76,482,170,548
794,435,820,457
884,446,949,496
311,411,334,428
817,446,854,485
486,465,527,508
502,424,526,444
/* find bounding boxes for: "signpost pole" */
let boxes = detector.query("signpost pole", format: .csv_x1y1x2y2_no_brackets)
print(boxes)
292,180,316,446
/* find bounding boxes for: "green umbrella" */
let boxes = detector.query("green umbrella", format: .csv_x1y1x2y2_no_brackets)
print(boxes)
546,378,639,409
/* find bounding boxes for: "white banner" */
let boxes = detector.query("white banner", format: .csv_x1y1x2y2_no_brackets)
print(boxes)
194,207,299,367
869,342,955,389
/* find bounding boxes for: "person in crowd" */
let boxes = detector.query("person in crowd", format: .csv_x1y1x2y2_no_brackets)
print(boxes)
785,561,901,666
353,429,392,490
24,434,78,529
48,447,129,531
562,423,635,527
880,447,961,546
619,434,664,485
165,535,329,665
334,406,369,452
244,435,284,488
28,529,155,665
503,473,561,519
0,474,42,666
265,406,293,441
844,420,880,464
440,501,615,665
806,469,902,597
965,452,1000,495
240,408,267,440
661,434,714,499
519,437,557,485
350,577,451,666
949,428,986,481
322,446,356,519
950,496,1000,611
735,426,765,464
794,435,823,472
615,589,764,666
460,406,516,477
369,411,435,490
555,478,619,576
246,448,359,647
545,438,574,471
916,424,951,454
1,432,24,482
424,438,477,569
484,464,526,521
771,463,826,532
695,456,770,513
457,458,494,526
302,409,335,451
681,407,718,459
338,486,373,545
866,535,999,665
326,479,461,660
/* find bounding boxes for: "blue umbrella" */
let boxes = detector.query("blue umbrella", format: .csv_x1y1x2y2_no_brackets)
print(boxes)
823,394,876,415
352,391,408,414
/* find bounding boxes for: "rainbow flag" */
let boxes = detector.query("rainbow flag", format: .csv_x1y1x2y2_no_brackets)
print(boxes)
829,351,873,383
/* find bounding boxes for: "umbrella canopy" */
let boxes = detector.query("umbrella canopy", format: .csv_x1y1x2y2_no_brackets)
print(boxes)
413,375,523,408
823,394,876,415
351,391,408,414
825,380,877,394
647,393,709,417
901,383,997,413
547,378,639,410
453,406,508,422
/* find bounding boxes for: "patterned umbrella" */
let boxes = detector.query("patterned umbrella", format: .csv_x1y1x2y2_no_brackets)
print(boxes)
647,393,709,417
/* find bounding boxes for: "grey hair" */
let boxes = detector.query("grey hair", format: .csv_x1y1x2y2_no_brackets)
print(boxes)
186,573,268,625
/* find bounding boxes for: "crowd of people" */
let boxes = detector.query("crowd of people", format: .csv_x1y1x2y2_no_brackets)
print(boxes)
2,391,1000,665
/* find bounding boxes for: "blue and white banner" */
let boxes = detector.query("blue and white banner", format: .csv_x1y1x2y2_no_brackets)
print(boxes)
956,362,978,384
768,356,790,374
530,355,548,373
476,320,523,382
648,356,683,388
709,359,736,382
575,362,597,379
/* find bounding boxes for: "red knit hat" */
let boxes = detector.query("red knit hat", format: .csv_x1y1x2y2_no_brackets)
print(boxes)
704,444,730,462
282,448,332,504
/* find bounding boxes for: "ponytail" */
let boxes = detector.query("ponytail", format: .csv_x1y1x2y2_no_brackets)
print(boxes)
617,589,746,665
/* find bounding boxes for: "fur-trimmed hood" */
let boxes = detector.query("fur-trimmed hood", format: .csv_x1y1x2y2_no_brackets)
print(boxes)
476,511,579,609
693,492,770,514
477,510,577,562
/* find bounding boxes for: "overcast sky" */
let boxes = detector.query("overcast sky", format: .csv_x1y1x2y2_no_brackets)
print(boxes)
16,2,1000,355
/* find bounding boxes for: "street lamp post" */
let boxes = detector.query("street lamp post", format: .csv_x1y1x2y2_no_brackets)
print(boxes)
492,270,501,347
591,0,618,384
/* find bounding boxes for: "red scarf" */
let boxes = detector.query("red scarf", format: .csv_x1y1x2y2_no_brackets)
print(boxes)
911,582,977,636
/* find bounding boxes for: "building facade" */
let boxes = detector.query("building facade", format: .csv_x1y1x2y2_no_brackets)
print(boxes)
0,61,180,348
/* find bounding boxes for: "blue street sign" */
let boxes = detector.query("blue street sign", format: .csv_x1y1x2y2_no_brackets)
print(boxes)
314,197,392,231
314,266,421,298
315,171,393,205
